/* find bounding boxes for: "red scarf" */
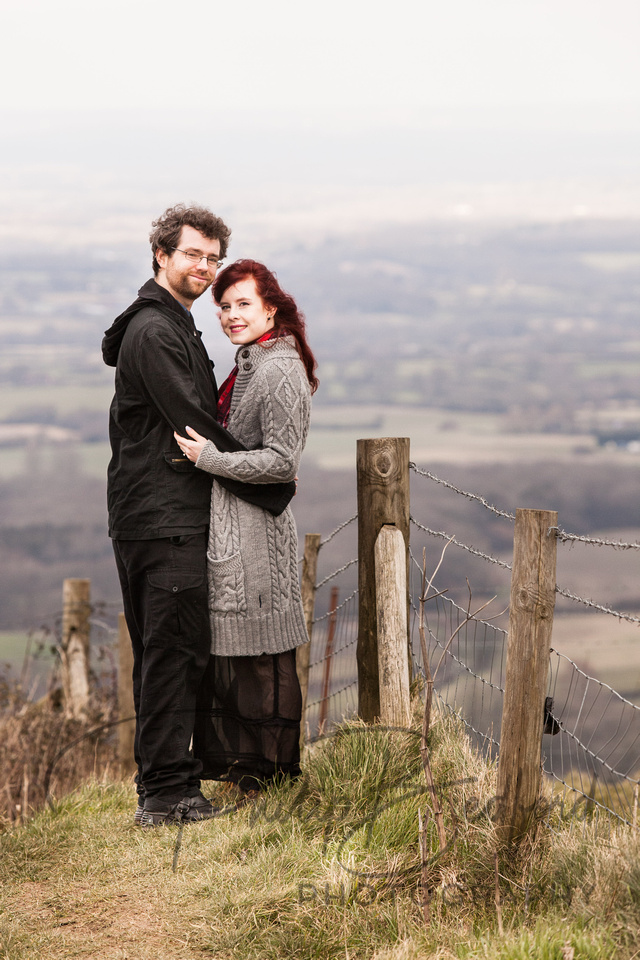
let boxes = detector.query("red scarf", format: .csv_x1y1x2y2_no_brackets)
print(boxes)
217,331,276,428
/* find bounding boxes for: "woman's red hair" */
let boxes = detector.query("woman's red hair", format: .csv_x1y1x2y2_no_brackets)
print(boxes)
213,259,318,393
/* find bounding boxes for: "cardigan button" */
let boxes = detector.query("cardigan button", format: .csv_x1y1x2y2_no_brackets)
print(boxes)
243,362,252,370
241,349,250,358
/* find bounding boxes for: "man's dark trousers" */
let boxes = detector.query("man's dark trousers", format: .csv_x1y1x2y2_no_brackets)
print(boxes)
113,532,210,801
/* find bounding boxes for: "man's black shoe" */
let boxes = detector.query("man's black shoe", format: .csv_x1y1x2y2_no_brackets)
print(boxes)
140,792,220,827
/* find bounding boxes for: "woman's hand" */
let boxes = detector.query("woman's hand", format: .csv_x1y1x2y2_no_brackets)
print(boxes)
174,426,208,463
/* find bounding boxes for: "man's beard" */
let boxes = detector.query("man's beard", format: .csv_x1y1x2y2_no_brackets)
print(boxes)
174,274,211,301
164,262,212,303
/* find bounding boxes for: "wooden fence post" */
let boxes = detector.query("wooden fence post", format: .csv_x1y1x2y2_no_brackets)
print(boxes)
60,578,91,720
117,613,136,775
297,532,321,747
495,508,558,843
357,437,410,722
375,524,411,727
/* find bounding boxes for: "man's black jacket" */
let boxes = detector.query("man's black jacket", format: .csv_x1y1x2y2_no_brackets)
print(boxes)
102,280,295,540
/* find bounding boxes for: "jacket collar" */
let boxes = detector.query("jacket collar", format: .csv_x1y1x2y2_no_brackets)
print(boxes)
102,279,195,367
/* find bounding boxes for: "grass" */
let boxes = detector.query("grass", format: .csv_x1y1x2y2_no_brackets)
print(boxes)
1,710,639,959
0,632,31,668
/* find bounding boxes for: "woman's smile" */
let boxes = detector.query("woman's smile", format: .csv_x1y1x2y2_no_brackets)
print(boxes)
219,277,275,345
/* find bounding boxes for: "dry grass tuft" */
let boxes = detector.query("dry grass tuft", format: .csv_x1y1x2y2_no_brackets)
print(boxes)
0,666,118,827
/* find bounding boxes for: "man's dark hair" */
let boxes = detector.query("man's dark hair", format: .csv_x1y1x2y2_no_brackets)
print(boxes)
149,203,231,275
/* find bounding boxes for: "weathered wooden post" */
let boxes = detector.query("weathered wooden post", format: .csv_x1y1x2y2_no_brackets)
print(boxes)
375,524,411,727
60,578,91,720
357,437,410,722
117,613,136,774
495,508,558,843
297,532,321,746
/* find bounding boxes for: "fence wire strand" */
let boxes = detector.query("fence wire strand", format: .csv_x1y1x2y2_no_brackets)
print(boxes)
321,514,358,547
544,649,640,825
555,585,640,624
315,558,358,590
305,585,358,737
410,517,512,570
410,463,516,521
553,528,640,550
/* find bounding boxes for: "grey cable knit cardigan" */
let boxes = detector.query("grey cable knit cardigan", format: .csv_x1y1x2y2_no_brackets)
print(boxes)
195,336,311,656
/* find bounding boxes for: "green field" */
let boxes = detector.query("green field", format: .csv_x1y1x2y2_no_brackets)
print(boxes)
0,631,57,695
1,401,639,478
0,382,114,420
0,632,30,669
307,404,620,469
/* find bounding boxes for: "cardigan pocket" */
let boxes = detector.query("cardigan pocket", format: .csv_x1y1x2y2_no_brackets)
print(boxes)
207,551,247,615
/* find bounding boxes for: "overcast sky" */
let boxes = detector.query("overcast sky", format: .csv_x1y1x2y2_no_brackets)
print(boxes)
1,0,639,239
3,0,639,115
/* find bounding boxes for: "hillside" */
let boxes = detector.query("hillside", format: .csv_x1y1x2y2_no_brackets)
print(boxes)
1,713,637,959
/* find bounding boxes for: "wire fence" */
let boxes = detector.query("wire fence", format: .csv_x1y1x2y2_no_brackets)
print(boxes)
407,462,640,829
300,461,640,829
545,650,640,827
2,461,638,830
302,514,359,740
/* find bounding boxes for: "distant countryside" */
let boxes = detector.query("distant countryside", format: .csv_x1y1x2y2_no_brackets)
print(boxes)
0,217,639,699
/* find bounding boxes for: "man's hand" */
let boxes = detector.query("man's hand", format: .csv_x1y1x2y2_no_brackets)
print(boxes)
174,426,209,463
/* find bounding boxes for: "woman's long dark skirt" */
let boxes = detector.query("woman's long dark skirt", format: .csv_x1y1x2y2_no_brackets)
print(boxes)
193,649,302,792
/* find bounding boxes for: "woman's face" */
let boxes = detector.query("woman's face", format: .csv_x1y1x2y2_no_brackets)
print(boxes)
218,277,275,345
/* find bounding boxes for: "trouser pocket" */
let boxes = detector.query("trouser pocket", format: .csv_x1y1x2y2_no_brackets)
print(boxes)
146,568,208,646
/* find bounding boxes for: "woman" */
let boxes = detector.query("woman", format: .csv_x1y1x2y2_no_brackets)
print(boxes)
174,259,317,794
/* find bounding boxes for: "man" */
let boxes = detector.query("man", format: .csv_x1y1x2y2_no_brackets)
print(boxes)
102,204,294,827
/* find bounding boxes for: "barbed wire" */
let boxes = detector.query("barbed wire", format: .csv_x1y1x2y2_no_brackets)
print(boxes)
552,528,640,550
555,585,640,624
321,514,358,547
410,463,516,521
410,517,512,570
315,558,358,590
413,603,507,696
298,514,358,565
312,588,359,624
88,617,119,636
306,677,358,709
408,571,509,638
434,692,502,753
309,591,358,667
411,517,639,624
309,631,358,668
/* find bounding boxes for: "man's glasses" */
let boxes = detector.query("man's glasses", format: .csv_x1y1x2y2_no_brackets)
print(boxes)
173,247,223,268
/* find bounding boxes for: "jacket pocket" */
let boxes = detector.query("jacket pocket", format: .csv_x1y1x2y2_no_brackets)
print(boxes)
207,551,247,616
164,453,195,473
